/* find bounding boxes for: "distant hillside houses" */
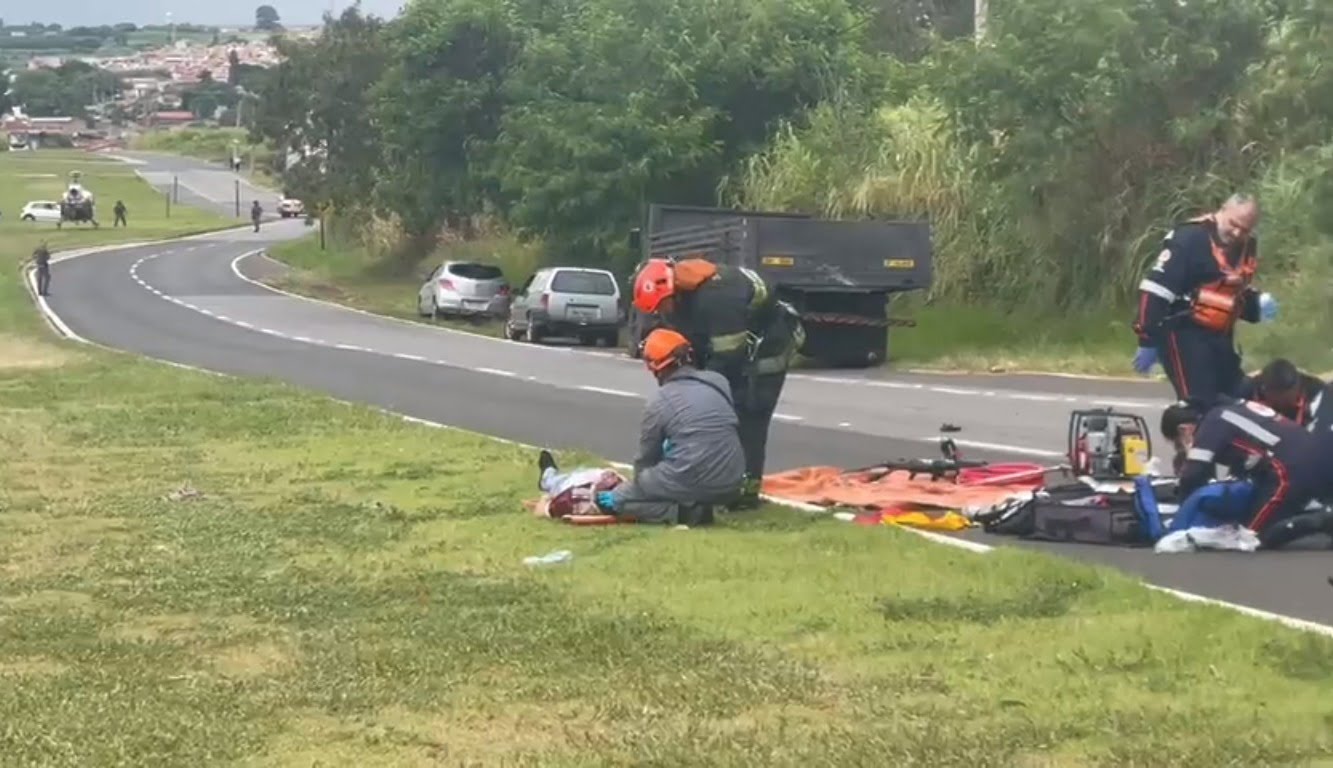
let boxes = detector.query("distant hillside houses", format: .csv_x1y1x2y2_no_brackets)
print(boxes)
26,39,283,85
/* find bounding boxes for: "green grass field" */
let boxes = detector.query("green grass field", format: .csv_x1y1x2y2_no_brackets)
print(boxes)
6,150,1333,764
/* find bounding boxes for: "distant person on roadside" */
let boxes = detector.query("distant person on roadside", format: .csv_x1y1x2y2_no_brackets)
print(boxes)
113,200,127,227
32,241,51,297
251,200,263,232
590,328,746,526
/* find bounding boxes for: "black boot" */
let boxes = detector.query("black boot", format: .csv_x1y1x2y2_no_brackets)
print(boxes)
1259,510,1333,550
678,504,715,527
727,476,763,511
537,450,557,491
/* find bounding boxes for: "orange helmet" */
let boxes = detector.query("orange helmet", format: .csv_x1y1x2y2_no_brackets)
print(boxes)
641,328,692,374
633,259,675,314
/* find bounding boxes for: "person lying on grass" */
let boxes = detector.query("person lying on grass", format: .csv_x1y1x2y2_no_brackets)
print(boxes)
531,452,626,520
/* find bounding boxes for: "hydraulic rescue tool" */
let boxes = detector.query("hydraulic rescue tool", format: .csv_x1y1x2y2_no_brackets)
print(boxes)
1067,408,1152,480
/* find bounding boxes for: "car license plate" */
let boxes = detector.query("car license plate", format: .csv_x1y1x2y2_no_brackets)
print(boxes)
569,307,596,321
464,299,489,309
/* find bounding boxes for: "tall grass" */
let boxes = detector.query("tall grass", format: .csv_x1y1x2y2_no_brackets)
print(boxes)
736,97,1021,302
735,98,1333,371
1236,145,1333,369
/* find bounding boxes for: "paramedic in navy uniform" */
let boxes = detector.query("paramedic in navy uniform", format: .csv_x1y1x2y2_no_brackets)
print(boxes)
1131,193,1278,407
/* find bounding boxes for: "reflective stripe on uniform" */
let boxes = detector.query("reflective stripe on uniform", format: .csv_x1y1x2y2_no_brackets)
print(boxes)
1138,279,1176,302
1186,447,1215,463
1220,410,1280,446
738,267,769,310
711,331,748,353
754,356,789,375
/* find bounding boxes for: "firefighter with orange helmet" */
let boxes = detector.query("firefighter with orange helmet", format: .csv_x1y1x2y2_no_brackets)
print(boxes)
632,258,804,509
1132,193,1278,407
591,328,747,526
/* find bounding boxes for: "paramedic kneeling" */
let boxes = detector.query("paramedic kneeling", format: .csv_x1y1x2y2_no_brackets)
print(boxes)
1161,400,1333,549
1132,194,1277,405
594,328,747,526
1241,358,1333,431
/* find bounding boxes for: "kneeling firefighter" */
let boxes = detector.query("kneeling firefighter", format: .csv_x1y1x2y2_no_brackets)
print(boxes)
632,257,805,509
593,328,747,526
1131,194,1278,406
1160,399,1333,549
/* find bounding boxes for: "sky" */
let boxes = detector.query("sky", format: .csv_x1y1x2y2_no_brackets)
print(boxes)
0,0,405,28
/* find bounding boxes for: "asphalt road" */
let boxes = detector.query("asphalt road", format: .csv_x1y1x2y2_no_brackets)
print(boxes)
42,154,1333,629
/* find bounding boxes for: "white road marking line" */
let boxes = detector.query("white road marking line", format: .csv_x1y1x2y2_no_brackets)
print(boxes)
838,422,852,428
903,529,996,554
922,436,1065,458
578,385,638,398
394,352,428,362
1144,585,1333,639
477,367,516,377
223,250,1166,409
773,413,804,422
334,343,365,351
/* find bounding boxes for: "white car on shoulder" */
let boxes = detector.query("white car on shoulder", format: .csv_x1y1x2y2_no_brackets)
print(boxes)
20,201,62,223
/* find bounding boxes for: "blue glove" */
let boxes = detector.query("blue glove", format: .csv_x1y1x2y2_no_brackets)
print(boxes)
1132,346,1158,375
662,438,673,456
1259,292,1278,322
595,491,617,512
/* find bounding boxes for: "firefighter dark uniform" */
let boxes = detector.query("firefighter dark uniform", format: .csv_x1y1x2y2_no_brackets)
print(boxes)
633,258,805,509
1171,399,1333,549
1132,213,1276,406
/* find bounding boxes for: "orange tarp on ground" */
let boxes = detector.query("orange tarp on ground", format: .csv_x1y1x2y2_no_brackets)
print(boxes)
762,466,1041,531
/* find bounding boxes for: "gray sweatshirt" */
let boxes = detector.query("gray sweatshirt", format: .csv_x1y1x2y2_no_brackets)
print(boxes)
612,366,746,508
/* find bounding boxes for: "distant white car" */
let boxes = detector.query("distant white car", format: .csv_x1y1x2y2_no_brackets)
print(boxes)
20,201,62,223
277,198,305,218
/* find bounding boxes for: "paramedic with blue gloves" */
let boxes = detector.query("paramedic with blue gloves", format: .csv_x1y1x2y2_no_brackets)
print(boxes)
1132,194,1277,407
594,328,746,526
1161,399,1333,549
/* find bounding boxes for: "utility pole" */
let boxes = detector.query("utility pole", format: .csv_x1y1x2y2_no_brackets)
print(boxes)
975,0,988,42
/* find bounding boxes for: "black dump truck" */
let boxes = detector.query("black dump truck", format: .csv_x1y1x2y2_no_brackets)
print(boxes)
626,203,933,368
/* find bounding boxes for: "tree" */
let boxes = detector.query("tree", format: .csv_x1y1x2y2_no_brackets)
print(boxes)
10,62,123,118
256,5,282,31
251,7,388,218
487,0,872,267
372,0,556,238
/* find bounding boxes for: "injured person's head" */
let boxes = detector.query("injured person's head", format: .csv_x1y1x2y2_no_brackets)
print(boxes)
1160,401,1203,474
